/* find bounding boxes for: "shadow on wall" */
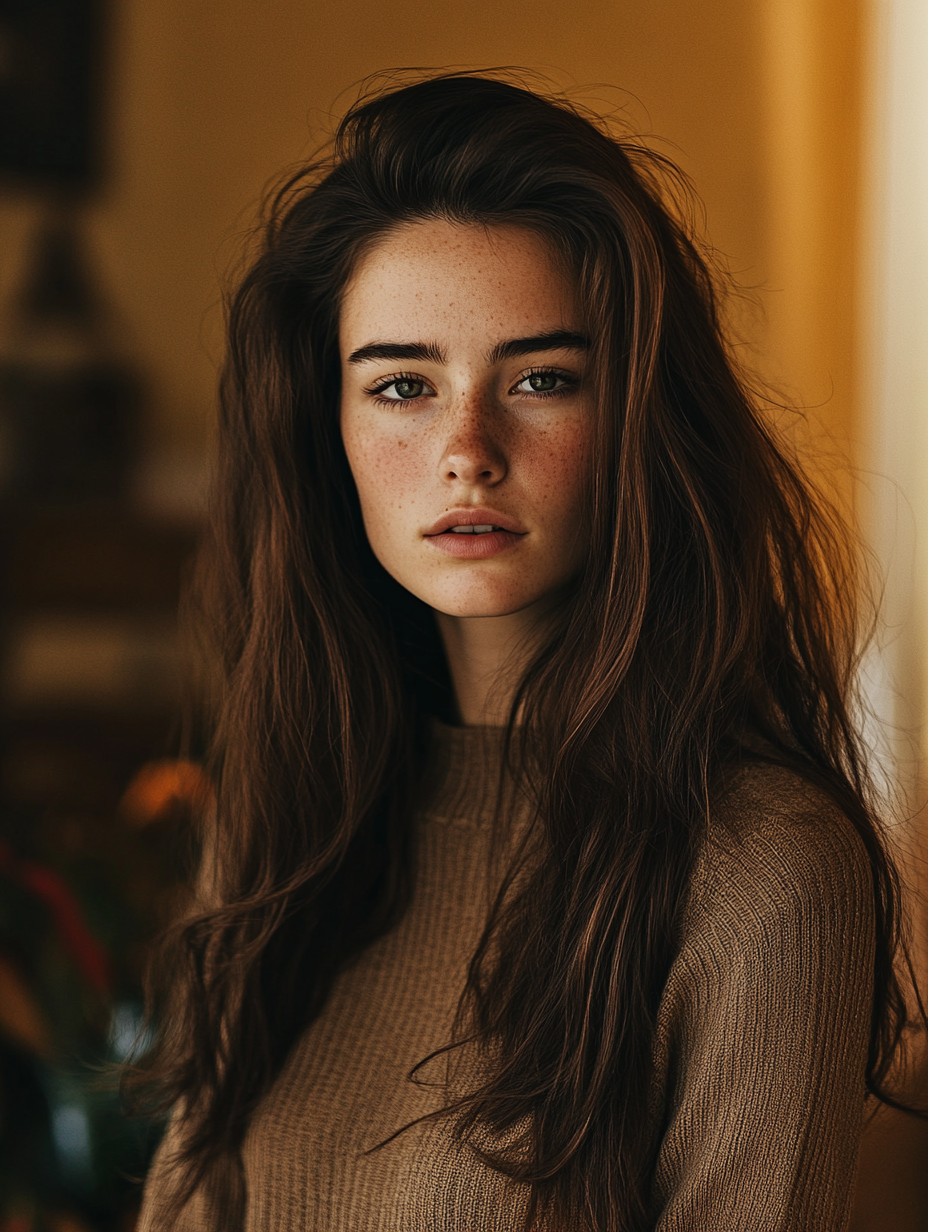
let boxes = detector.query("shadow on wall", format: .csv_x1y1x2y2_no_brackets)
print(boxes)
853,1064,928,1232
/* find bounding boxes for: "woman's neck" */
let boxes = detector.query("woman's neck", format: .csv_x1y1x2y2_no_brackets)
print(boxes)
434,598,561,726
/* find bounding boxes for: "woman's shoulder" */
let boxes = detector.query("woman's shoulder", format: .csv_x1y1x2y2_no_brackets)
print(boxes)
654,757,877,1072
652,760,878,1230
686,759,875,942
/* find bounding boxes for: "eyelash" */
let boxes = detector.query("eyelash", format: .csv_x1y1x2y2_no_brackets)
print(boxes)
515,366,578,398
364,367,579,405
364,372,433,404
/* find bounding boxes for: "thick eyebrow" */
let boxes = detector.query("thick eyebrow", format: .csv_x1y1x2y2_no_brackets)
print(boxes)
487,330,590,365
347,341,446,365
347,330,589,369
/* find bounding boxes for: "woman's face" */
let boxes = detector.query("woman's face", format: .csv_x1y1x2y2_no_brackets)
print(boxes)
339,219,592,621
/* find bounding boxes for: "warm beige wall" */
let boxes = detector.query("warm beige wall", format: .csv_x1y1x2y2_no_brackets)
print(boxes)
758,0,864,510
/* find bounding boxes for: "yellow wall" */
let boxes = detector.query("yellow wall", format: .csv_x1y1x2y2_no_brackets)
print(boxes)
758,0,863,508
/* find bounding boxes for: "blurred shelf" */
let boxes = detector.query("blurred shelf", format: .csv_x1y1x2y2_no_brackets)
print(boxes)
0,503,199,720
1,504,200,612
3,612,181,714
1,710,182,812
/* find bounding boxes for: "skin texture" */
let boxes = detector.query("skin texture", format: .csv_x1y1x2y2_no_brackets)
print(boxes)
339,220,593,724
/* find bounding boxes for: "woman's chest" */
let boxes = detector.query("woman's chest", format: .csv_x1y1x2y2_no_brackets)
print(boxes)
239,815,532,1232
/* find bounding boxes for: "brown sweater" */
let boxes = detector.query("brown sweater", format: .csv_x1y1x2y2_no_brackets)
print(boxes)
139,721,875,1231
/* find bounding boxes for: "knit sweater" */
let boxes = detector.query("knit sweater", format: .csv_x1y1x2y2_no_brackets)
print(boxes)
139,721,875,1231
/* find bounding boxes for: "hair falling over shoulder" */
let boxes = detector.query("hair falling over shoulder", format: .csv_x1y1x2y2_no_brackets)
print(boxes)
125,71,925,1232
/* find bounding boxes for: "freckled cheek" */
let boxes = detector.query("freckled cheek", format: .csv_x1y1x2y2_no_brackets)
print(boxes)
343,423,430,524
518,427,590,517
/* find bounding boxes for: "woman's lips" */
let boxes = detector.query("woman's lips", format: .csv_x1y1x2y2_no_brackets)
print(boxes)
423,510,527,558
425,528,525,558
425,509,526,535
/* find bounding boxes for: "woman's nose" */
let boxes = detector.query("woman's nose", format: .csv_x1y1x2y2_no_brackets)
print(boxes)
437,397,507,487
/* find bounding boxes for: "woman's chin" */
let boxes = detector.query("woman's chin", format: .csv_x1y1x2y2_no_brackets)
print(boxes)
424,589,556,622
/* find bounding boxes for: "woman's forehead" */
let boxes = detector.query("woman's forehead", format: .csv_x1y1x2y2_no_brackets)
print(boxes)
339,219,581,353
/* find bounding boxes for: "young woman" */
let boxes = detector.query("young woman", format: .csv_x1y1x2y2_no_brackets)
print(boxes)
136,73,916,1231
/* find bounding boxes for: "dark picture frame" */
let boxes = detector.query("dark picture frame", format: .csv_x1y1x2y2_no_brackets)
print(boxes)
0,0,104,192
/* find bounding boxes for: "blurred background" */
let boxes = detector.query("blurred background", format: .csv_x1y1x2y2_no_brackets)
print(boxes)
0,0,925,1228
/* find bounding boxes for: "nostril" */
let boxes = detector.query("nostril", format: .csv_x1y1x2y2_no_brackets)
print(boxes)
440,448,507,485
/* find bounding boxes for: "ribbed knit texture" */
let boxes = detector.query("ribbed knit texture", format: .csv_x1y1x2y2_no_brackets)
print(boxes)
140,721,874,1231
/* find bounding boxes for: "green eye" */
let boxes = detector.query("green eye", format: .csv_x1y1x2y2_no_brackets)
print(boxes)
392,379,424,399
374,377,427,400
515,370,572,395
527,372,559,392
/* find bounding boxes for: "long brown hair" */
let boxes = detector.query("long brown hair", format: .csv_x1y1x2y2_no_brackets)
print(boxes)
133,72,917,1231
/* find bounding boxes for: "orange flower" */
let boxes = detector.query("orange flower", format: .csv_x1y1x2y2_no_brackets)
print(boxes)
119,760,215,828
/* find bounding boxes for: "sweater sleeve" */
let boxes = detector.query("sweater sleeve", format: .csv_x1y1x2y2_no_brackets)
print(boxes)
649,767,875,1232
